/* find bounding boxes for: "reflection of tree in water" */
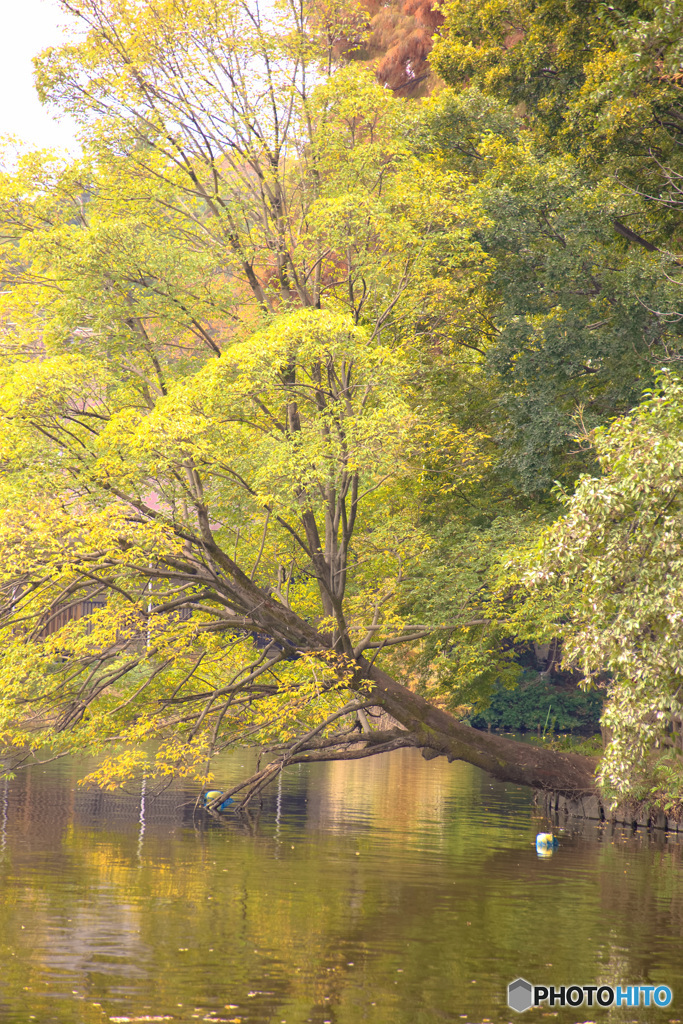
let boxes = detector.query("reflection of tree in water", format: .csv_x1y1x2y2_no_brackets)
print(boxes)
0,754,682,1022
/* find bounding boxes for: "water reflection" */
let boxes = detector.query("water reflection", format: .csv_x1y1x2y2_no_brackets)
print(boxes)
0,749,681,1023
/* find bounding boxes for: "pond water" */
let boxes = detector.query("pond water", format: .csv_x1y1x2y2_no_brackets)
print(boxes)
1,747,682,1024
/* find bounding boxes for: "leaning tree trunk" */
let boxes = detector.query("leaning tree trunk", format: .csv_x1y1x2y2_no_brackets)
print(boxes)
360,661,598,796
185,564,598,810
209,656,598,812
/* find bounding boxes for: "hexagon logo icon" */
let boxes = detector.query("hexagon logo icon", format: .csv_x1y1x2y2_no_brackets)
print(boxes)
508,977,534,1013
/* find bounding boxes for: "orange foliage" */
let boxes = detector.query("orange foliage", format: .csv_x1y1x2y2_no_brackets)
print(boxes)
317,0,443,96
369,0,443,95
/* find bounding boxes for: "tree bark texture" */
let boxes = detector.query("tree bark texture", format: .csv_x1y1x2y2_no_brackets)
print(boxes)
359,662,599,796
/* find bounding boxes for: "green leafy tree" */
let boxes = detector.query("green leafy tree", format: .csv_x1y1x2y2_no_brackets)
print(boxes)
0,0,597,805
520,374,683,810
430,0,683,212
415,85,683,492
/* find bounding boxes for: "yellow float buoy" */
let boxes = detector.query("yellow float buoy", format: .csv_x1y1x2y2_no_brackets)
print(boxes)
535,832,557,856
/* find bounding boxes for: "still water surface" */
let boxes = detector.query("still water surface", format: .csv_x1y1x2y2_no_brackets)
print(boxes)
0,748,682,1024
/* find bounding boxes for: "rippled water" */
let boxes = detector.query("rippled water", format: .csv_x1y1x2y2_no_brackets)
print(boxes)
0,748,682,1023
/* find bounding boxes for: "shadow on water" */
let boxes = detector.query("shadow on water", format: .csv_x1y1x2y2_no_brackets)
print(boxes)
0,748,682,1024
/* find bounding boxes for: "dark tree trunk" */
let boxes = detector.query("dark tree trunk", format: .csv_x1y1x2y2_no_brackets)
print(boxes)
209,658,599,812
358,662,598,796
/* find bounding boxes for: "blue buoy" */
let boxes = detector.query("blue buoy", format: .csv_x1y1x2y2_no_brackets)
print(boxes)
203,790,234,811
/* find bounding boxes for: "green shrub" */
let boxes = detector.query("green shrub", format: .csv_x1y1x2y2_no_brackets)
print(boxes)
469,674,603,734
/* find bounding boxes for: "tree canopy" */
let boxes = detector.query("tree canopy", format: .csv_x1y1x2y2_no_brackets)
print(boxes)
0,0,523,802
518,375,683,811
0,0,682,815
